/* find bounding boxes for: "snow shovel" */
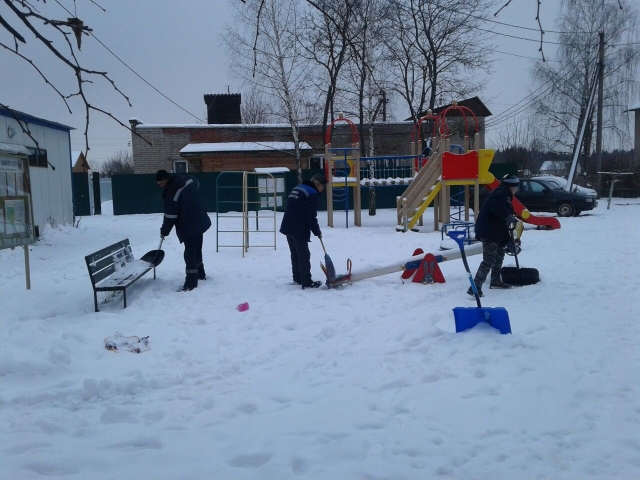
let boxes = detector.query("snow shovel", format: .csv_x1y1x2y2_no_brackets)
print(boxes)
319,237,336,282
500,229,539,286
140,238,165,267
448,231,511,335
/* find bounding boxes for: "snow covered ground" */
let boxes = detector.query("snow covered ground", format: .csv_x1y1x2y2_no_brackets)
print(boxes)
1,200,639,479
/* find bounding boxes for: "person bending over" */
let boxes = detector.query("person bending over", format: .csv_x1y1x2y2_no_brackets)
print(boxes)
156,169,211,291
469,174,519,297
279,173,327,289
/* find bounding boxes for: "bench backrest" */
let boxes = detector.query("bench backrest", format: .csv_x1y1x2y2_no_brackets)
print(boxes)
85,238,135,287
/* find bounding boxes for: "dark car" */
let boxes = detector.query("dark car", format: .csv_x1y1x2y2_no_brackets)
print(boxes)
477,178,598,217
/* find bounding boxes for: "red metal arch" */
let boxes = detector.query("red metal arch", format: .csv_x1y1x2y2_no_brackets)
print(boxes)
410,113,446,143
325,117,360,145
438,104,479,138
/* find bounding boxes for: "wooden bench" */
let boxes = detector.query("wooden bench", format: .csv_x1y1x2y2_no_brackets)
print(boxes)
85,238,157,312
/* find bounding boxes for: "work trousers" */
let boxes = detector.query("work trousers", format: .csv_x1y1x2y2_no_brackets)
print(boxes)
473,240,506,289
183,234,204,288
286,234,312,285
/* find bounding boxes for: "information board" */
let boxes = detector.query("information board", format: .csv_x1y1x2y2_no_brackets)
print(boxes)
0,154,35,249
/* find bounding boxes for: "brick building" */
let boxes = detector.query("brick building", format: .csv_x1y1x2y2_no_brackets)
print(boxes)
130,94,491,174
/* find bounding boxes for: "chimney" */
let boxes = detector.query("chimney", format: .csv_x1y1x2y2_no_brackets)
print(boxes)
204,93,242,124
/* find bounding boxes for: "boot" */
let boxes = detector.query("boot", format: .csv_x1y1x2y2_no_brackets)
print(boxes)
181,273,198,291
490,279,512,289
197,264,207,281
467,286,484,298
302,280,322,289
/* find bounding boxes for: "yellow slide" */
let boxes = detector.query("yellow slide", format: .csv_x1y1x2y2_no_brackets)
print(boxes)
396,152,442,231
407,181,441,230
399,149,497,230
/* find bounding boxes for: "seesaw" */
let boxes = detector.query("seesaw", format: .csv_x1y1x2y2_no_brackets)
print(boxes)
321,243,483,288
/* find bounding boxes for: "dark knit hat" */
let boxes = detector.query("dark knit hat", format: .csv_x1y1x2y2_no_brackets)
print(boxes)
311,173,328,186
501,174,520,187
155,169,170,181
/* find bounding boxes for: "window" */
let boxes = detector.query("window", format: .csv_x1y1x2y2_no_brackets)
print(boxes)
173,160,188,174
309,156,324,169
528,181,546,193
27,147,48,168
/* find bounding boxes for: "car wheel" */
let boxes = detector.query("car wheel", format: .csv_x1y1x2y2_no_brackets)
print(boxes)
557,201,575,217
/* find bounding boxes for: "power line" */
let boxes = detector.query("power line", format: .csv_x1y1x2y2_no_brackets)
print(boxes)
486,111,539,132
486,58,578,126
491,49,561,63
386,0,581,35
53,0,206,123
488,42,600,125
610,41,640,47
485,59,589,129
87,34,206,123
477,25,598,47
485,67,564,126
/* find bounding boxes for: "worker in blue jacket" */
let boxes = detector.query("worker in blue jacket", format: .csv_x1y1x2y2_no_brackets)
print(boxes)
156,170,211,291
279,174,327,289
470,174,519,296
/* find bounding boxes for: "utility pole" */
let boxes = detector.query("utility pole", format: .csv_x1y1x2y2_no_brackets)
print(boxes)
595,30,605,193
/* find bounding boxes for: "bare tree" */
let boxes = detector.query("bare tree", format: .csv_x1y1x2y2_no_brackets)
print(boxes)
0,0,139,159
531,0,640,177
299,0,354,141
226,0,315,182
384,0,493,123
241,90,274,124
495,118,547,174
337,0,391,155
100,150,133,177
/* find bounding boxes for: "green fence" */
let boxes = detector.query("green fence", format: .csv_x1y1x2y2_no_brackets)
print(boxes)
72,172,91,216
111,164,518,216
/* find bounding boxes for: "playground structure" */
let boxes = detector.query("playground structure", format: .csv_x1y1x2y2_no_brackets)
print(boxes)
324,106,560,234
324,116,420,228
397,103,561,232
319,104,561,289
399,104,485,231
324,116,362,228
215,171,279,257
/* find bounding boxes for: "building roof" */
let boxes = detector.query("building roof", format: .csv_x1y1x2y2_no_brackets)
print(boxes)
407,96,493,120
180,141,312,155
254,167,290,174
540,160,568,170
625,104,640,112
71,150,91,171
0,106,74,132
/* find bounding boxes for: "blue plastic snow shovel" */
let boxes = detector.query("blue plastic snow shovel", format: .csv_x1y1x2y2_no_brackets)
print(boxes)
448,231,511,335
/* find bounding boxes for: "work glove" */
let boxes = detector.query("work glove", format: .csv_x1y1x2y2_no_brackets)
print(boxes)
506,215,517,231
506,238,521,256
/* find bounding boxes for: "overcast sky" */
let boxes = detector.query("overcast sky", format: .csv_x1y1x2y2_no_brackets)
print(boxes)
2,0,634,167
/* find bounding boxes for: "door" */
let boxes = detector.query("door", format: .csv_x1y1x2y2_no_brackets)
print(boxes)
518,180,555,212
